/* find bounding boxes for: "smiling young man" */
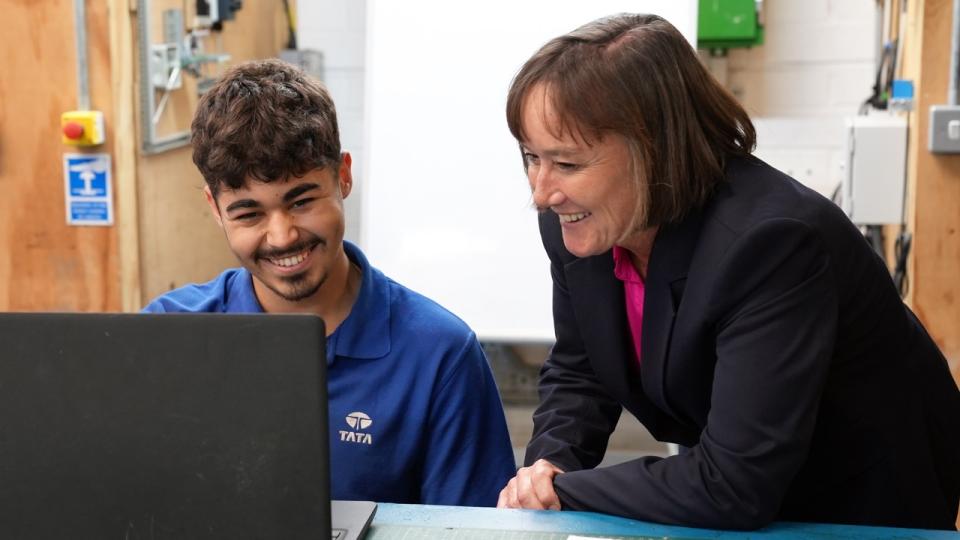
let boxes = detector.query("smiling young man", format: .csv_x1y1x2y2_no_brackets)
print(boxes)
144,59,516,506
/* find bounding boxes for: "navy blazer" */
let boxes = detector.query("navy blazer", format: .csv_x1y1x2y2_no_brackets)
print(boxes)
527,155,960,530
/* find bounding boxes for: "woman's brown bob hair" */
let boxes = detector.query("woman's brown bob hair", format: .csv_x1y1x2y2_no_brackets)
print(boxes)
506,13,755,227
191,59,342,198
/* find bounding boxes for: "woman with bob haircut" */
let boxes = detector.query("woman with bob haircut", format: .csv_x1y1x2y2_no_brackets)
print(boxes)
496,13,960,531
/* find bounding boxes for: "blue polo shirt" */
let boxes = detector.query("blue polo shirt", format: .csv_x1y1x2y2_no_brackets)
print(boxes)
144,242,516,506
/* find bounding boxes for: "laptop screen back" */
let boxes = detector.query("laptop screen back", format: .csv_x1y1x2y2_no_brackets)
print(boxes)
0,312,330,539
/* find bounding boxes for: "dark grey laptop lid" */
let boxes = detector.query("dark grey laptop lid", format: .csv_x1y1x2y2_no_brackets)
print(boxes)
0,312,331,539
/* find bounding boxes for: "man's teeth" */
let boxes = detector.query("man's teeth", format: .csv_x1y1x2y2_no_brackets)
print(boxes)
558,212,590,223
271,250,308,267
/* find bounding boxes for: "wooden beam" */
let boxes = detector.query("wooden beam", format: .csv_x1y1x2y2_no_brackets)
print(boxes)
109,0,142,312
908,0,960,388
900,0,960,527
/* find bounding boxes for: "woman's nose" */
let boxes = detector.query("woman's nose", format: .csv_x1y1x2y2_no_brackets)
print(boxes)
530,166,564,209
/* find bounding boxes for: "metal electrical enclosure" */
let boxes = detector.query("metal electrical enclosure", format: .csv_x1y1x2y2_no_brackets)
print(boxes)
842,116,908,225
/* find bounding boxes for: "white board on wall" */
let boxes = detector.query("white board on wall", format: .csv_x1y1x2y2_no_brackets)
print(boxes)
362,1,697,342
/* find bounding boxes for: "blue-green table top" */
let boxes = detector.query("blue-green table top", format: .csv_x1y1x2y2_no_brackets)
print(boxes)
368,503,958,539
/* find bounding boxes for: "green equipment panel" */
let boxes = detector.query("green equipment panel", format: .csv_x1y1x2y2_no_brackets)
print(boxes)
698,0,764,49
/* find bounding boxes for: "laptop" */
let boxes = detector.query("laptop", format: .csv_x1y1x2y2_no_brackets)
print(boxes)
0,312,376,539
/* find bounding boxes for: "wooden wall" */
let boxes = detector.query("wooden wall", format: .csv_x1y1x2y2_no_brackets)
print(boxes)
913,0,960,385
0,0,288,312
132,0,289,308
0,0,120,311
898,0,960,528
901,0,960,388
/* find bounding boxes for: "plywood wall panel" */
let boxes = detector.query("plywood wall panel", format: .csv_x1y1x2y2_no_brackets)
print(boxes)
903,0,960,386
0,0,120,312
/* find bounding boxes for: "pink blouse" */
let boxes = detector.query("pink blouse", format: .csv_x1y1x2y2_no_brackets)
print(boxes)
612,245,645,366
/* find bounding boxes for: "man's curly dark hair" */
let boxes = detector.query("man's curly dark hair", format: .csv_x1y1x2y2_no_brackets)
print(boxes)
191,59,342,197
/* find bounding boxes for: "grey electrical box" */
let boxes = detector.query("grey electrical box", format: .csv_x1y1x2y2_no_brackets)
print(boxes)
929,105,960,153
279,49,325,81
842,115,908,225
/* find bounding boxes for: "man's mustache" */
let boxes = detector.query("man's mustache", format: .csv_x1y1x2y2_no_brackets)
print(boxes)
255,237,325,260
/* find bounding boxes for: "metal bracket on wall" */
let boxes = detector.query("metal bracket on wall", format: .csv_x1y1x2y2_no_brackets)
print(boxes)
137,0,190,154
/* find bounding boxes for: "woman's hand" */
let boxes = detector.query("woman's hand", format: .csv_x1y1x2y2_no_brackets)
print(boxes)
497,459,565,510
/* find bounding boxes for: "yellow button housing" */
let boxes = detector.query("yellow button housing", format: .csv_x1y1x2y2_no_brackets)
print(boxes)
61,110,106,146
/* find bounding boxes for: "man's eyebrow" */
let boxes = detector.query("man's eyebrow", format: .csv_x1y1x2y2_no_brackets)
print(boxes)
283,183,321,203
224,199,260,213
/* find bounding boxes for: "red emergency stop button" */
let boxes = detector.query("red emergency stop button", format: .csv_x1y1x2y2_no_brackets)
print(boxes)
63,122,84,140
61,110,104,145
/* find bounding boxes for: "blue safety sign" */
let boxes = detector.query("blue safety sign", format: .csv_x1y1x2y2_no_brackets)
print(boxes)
69,201,110,222
63,153,113,226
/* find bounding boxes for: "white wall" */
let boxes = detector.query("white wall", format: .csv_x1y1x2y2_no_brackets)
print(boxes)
723,0,879,196
296,1,367,244
361,1,697,342
297,0,879,339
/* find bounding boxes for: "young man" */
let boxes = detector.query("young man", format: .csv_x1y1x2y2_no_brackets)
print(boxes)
144,59,516,506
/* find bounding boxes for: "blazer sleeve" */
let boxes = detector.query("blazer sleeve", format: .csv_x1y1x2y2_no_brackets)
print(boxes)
554,218,839,530
524,213,623,472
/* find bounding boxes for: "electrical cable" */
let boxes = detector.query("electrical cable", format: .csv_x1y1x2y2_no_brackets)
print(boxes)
282,0,297,50
892,0,911,298
861,40,898,113
893,226,911,296
864,225,886,259
892,97,912,298
857,1,910,296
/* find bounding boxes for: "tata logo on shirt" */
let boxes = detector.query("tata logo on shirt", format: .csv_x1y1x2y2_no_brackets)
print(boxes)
339,411,373,445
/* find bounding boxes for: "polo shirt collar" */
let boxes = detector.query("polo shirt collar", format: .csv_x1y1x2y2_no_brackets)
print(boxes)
224,268,265,313
222,243,391,360
330,241,392,360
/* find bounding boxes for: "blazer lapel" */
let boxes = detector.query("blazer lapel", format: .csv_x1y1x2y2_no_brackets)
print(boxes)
566,254,633,399
565,253,671,436
641,211,703,420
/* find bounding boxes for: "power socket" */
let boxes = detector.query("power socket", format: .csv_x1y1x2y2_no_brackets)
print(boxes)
929,105,960,153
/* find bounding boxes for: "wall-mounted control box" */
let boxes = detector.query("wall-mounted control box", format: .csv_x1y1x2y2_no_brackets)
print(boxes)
843,115,907,224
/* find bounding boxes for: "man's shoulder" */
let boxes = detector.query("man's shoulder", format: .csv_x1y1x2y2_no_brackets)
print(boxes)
377,270,477,345
142,268,249,313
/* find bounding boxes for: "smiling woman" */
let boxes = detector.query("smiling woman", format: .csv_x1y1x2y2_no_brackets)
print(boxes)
497,13,960,532
519,85,640,261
